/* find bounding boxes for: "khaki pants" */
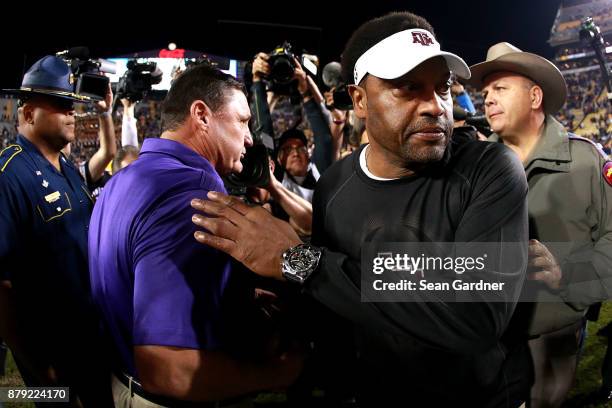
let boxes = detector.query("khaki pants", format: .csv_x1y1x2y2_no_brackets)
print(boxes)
112,374,166,408
111,374,254,408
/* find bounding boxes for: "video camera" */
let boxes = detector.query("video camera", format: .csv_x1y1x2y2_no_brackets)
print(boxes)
184,55,231,70
113,59,163,103
185,56,216,70
222,131,274,198
580,17,612,104
56,47,117,101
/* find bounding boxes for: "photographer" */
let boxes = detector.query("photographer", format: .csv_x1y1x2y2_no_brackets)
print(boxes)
321,60,360,161
251,51,335,201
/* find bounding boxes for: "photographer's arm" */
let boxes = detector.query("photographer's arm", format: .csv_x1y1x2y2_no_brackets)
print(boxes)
88,84,117,183
266,175,313,236
323,91,346,162
294,60,333,173
251,53,275,138
305,75,324,105
121,98,139,147
303,99,333,173
330,109,347,162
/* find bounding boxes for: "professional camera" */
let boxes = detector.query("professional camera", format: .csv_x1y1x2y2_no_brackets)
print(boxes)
113,59,163,102
259,42,319,97
222,131,274,197
453,106,492,137
267,42,297,86
57,47,117,101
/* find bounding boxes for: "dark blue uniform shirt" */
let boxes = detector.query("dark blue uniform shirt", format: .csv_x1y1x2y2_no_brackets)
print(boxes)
0,134,95,336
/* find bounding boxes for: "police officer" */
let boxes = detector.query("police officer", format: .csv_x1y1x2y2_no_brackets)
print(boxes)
0,56,111,407
469,42,612,408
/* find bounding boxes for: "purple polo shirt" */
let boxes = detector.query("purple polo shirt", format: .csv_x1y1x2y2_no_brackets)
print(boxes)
88,138,233,377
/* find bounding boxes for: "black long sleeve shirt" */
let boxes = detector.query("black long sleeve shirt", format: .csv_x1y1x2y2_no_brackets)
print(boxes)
305,139,530,407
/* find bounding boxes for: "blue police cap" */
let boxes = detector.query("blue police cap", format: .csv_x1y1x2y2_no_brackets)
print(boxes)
3,56,90,102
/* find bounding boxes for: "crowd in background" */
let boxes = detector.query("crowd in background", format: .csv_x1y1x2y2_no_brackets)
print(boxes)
1,59,610,166
0,7,611,407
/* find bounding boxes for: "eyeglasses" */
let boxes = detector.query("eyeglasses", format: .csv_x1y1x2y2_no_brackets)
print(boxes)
280,146,308,155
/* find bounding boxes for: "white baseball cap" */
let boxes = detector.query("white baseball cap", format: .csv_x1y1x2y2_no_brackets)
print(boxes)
353,29,471,85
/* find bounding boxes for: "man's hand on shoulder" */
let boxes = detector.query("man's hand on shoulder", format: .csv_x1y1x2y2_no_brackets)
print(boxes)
191,192,302,280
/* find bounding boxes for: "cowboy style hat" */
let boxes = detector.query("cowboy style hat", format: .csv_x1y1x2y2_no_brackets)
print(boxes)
3,55,91,102
468,42,567,114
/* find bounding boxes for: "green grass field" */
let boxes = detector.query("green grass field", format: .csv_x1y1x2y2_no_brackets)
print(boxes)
0,350,34,408
564,302,612,407
3,304,612,407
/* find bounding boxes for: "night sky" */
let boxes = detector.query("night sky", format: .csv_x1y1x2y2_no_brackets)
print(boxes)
2,1,565,88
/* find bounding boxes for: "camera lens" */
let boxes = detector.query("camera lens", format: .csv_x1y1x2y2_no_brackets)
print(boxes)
271,57,294,84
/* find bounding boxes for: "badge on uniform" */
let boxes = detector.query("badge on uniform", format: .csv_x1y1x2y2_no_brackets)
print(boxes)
604,162,612,187
42,179,49,188
44,191,61,203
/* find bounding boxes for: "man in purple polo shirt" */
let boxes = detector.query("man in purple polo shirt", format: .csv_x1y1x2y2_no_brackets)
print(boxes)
88,64,303,407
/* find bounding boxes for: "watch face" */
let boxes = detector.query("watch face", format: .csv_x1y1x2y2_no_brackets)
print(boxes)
287,248,318,273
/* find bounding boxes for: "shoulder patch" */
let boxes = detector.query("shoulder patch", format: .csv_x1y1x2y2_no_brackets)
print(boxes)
568,133,610,160
604,161,612,187
0,144,23,173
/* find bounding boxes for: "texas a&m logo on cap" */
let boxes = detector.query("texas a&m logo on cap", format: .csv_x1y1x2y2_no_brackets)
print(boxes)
412,31,434,46
604,161,612,187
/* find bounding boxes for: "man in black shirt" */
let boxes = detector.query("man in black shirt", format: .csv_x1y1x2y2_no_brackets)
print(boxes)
191,11,529,407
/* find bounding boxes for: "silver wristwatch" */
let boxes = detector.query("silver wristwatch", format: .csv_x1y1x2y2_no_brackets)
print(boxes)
281,244,322,284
